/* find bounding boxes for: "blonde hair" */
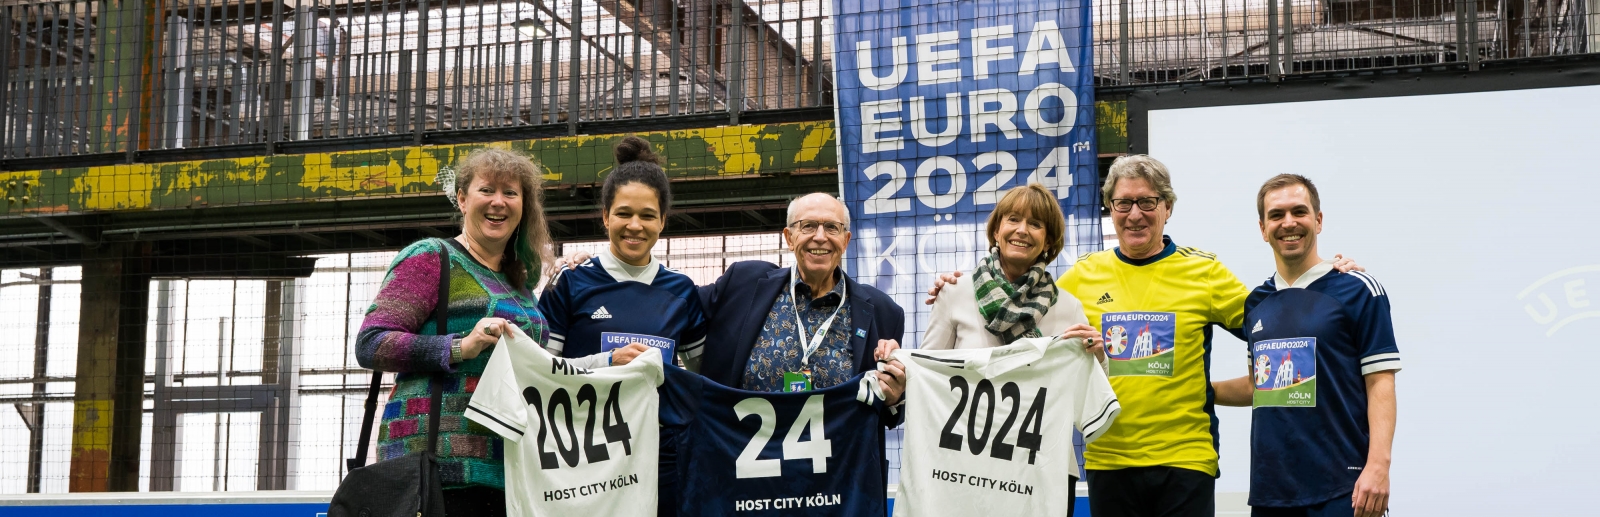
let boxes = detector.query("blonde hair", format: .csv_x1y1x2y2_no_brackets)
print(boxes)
454,148,555,290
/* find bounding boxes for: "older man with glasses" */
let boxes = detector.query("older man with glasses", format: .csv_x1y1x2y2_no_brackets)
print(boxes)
696,192,907,405
929,156,1362,517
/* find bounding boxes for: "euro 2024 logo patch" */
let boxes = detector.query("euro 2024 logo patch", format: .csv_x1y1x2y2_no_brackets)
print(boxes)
1101,312,1176,377
1252,337,1316,408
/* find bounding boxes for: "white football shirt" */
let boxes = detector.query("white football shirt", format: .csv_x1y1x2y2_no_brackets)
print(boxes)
892,337,1120,517
466,326,664,517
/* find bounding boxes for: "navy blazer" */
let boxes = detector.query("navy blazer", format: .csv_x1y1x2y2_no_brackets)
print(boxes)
696,260,906,391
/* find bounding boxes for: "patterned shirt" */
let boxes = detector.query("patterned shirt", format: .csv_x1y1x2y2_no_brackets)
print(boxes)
741,268,855,392
356,238,549,490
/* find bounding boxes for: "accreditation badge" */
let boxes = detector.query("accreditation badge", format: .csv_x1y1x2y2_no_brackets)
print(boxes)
782,370,813,393
1252,337,1317,407
1101,312,1177,377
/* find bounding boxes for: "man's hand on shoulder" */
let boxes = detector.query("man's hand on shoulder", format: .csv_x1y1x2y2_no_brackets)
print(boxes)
924,271,962,305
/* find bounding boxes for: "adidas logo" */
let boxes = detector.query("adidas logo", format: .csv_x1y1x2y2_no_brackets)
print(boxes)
1096,293,1114,305
591,307,613,319
1252,320,1264,333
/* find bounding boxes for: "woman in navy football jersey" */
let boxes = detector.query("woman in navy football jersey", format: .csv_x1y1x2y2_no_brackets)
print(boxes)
536,135,709,517
536,135,709,370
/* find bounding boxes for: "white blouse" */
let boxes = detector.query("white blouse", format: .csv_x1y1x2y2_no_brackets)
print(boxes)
921,273,1091,350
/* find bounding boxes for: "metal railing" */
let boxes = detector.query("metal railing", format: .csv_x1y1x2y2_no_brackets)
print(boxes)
0,0,1594,162
0,0,835,161
1094,0,1594,85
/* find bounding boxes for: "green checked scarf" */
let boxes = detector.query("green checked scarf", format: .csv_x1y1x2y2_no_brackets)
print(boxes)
973,250,1059,344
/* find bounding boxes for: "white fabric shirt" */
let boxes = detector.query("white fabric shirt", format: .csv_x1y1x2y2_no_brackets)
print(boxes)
892,337,1120,517
466,325,664,517
922,273,1091,350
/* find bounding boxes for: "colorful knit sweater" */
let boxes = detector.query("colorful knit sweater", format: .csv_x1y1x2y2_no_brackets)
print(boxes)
356,237,548,490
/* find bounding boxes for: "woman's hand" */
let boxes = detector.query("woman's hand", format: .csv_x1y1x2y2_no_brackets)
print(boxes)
610,343,653,366
1059,323,1105,363
556,251,596,270
462,317,509,361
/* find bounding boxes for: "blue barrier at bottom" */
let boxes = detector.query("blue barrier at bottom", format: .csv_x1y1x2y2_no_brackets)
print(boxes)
0,504,330,517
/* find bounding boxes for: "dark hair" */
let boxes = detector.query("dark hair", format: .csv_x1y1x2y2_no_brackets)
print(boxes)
1256,174,1321,221
602,136,672,216
454,148,554,290
985,183,1067,264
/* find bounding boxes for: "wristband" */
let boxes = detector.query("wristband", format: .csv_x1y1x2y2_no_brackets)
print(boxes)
451,337,465,364
608,351,614,366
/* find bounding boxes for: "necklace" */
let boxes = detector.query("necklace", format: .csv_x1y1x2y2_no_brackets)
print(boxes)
456,235,503,272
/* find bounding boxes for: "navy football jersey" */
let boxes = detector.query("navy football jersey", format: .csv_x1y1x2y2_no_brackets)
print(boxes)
1243,264,1402,507
660,365,891,516
537,251,708,362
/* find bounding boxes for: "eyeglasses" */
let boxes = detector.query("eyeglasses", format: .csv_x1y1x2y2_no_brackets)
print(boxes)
789,219,848,236
1109,196,1164,213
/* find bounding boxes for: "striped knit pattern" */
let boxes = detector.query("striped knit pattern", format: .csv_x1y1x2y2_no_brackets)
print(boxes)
356,238,548,490
972,250,1059,344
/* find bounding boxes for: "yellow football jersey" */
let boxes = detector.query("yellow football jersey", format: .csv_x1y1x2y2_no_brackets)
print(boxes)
1058,238,1249,476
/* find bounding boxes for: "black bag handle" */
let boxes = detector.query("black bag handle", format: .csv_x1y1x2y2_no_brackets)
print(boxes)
349,240,451,470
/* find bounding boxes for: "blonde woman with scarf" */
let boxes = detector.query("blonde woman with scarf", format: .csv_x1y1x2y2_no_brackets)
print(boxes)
921,183,1105,358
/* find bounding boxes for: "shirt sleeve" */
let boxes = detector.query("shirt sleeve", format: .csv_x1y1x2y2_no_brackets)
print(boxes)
1077,351,1122,443
355,240,455,373
1211,261,1251,340
536,267,573,356
465,335,528,442
1347,272,1402,375
677,283,710,361
920,283,958,350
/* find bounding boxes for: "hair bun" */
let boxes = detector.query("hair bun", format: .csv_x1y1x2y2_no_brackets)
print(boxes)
614,136,664,166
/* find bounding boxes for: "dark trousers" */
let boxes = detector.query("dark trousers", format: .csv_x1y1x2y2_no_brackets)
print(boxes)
441,486,507,517
1252,494,1360,517
1086,466,1214,517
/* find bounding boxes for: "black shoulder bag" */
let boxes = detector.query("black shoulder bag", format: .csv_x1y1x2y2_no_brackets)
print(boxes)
330,244,451,517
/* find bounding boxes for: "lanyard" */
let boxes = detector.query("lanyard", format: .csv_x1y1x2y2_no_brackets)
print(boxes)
789,266,846,367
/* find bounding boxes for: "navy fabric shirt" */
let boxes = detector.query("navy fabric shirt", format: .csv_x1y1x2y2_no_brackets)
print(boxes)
536,252,708,361
660,365,888,516
1243,264,1402,507
741,269,855,392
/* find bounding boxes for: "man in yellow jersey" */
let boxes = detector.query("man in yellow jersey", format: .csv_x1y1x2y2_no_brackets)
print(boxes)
926,155,1360,516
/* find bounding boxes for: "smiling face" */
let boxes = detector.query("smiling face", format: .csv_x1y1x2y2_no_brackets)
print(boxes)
1258,184,1322,264
992,209,1048,274
783,194,851,281
603,181,665,266
1109,177,1171,259
457,173,524,248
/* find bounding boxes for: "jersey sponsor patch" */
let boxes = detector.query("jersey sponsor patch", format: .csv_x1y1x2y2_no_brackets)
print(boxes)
1101,312,1177,377
601,332,676,357
662,366,889,517
1252,337,1316,407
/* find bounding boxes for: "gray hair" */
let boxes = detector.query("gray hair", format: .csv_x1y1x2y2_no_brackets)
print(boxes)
1102,154,1178,210
786,193,850,228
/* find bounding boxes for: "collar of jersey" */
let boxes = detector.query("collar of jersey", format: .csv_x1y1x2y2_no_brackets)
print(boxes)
597,249,660,284
791,267,846,303
1112,235,1177,266
1273,260,1336,290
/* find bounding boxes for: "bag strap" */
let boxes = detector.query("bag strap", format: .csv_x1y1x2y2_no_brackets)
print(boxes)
347,370,385,471
347,239,452,471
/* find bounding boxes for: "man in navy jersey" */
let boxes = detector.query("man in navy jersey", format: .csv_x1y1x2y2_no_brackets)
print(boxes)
1215,175,1400,517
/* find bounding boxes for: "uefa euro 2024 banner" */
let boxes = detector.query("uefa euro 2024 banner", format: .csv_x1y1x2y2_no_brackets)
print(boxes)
832,0,1101,348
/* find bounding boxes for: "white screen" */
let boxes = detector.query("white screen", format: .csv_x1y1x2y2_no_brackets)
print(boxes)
1149,84,1600,515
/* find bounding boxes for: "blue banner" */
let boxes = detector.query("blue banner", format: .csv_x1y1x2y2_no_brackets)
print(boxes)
832,0,1100,347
